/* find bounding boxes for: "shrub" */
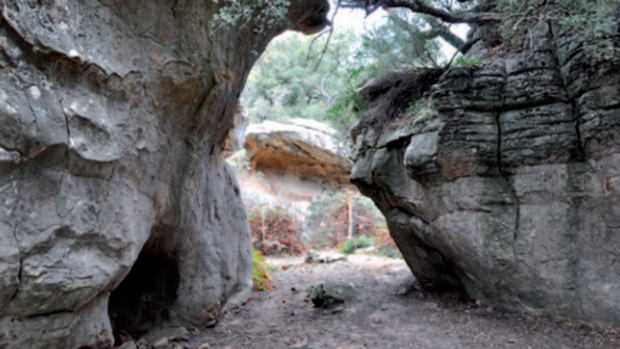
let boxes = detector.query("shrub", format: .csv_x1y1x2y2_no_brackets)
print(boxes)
373,229,403,259
338,236,374,255
306,191,382,249
248,205,306,256
252,248,274,292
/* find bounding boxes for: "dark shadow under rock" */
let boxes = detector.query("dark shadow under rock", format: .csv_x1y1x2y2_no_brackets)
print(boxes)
108,250,180,343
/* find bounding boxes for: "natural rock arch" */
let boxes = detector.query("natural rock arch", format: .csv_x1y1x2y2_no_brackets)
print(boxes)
0,1,329,348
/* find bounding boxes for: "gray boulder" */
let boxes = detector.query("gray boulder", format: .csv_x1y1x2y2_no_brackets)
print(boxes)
0,0,329,348
351,21,620,326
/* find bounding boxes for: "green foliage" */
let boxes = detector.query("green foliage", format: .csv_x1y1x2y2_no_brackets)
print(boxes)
375,245,403,259
243,7,448,133
497,0,618,57
211,0,290,34
305,190,386,249
324,66,369,130
338,236,373,255
326,9,446,130
405,98,436,126
354,9,444,72
252,248,274,291
450,55,483,69
241,30,361,132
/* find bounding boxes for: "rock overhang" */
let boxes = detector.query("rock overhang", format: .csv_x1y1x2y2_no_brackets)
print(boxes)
350,20,620,326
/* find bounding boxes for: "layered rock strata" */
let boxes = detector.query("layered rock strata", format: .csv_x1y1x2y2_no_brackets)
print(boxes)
245,118,353,186
0,0,328,348
351,22,620,326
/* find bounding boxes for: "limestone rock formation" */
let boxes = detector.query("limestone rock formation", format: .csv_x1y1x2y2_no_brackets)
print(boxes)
351,22,620,326
0,0,328,348
224,105,249,157
244,118,353,186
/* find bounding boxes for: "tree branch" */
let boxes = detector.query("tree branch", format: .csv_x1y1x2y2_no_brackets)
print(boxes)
340,0,502,24
424,17,465,50
314,0,341,71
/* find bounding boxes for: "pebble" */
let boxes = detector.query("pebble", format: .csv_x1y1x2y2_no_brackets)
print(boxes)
119,342,137,349
151,337,169,349
197,344,210,349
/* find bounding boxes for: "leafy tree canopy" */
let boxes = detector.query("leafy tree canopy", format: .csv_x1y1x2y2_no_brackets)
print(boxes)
242,8,446,132
241,0,618,135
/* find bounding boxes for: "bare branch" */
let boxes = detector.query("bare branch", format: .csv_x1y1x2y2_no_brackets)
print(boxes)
314,0,341,71
340,0,502,24
424,16,465,50
304,29,330,66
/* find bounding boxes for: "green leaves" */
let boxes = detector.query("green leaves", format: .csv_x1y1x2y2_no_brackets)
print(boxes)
241,6,445,133
252,248,274,292
497,0,618,57
210,0,290,35
242,30,361,130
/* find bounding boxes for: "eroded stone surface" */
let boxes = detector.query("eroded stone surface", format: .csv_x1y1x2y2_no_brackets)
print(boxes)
244,118,353,186
351,22,620,326
0,0,329,348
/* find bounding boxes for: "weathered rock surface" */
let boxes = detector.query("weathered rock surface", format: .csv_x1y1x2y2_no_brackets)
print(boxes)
245,118,353,186
224,105,249,157
0,0,328,348
351,22,620,326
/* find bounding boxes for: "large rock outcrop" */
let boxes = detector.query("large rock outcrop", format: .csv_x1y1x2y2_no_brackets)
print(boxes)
245,118,352,187
0,1,328,348
351,22,620,326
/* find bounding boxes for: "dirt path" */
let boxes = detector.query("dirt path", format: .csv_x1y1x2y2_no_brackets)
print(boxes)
187,254,620,349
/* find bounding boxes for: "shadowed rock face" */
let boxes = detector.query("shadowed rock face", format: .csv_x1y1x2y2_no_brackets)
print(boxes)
351,22,620,326
0,1,328,348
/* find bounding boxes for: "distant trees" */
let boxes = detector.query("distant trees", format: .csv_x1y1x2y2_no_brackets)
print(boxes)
242,8,447,132
341,0,618,55
241,30,359,128
241,0,618,134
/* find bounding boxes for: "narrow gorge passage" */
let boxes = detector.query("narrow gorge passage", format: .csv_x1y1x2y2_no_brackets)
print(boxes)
185,255,620,349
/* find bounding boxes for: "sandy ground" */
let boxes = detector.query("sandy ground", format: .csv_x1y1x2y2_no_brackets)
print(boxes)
184,254,620,349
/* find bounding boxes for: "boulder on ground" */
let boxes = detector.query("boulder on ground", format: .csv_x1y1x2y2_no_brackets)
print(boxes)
305,250,347,264
308,281,361,307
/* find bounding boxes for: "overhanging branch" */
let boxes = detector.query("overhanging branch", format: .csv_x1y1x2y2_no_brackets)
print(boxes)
425,17,465,50
340,0,502,24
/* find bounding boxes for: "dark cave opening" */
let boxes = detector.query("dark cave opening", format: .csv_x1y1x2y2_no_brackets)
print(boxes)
108,249,180,343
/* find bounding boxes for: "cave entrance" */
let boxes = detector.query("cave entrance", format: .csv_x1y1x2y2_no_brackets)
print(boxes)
108,237,180,343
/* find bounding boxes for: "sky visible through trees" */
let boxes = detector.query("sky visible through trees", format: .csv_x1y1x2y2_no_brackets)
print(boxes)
241,0,618,135
241,1,469,134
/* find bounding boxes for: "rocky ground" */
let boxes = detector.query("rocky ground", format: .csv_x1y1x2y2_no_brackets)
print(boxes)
128,253,620,349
